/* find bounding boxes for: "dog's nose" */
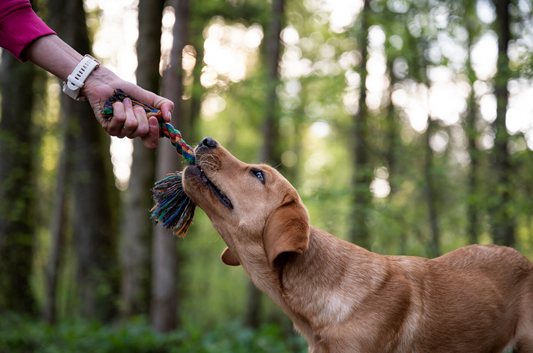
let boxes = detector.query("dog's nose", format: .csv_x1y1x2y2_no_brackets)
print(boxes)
199,136,217,149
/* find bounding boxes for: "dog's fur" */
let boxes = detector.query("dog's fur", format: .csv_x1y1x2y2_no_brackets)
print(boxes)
183,138,533,353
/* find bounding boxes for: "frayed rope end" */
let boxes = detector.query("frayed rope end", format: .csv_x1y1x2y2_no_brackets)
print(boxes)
151,172,196,237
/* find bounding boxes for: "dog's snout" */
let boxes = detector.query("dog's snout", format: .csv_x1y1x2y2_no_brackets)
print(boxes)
199,137,217,149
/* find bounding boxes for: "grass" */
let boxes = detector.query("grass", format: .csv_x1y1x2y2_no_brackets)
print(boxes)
0,313,307,353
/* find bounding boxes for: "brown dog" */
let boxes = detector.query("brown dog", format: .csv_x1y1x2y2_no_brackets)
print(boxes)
183,137,533,353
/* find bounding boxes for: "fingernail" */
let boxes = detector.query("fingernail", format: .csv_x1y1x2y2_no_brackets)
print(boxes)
124,98,131,105
167,111,172,120
150,118,158,126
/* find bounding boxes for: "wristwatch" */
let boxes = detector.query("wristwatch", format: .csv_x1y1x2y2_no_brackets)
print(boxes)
62,54,100,101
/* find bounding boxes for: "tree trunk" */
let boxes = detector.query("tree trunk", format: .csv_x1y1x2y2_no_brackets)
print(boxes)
385,56,407,253
349,0,372,249
0,50,37,315
466,88,479,245
385,78,397,196
48,0,119,321
465,17,479,245
69,92,118,321
120,0,165,319
42,123,71,324
491,0,515,246
188,45,203,141
244,281,262,328
259,0,283,165
414,35,440,258
150,0,190,333
245,0,284,328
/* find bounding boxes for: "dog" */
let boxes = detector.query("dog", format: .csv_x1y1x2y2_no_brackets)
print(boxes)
182,136,533,353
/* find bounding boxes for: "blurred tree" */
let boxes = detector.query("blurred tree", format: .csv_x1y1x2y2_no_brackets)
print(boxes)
245,0,284,329
348,0,372,249
47,0,119,321
401,3,442,257
120,0,165,319
188,49,203,143
385,57,399,197
259,0,284,165
42,120,71,324
381,6,405,252
0,50,38,315
151,0,190,332
41,0,74,325
491,0,515,247
463,0,482,245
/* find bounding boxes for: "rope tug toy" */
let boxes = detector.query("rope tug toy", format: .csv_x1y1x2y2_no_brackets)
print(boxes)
103,89,196,237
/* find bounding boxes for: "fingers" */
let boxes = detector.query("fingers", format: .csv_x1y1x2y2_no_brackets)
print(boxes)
133,105,149,137
122,98,139,133
109,101,127,136
142,116,161,150
119,85,174,123
115,100,161,149
113,98,152,140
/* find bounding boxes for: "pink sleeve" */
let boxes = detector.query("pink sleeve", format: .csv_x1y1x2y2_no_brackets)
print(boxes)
0,0,56,62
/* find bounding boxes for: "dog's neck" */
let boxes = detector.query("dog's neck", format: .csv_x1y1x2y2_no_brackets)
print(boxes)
283,227,388,328
238,225,388,349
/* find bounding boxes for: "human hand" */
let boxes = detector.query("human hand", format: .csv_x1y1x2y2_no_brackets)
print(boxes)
81,66,174,150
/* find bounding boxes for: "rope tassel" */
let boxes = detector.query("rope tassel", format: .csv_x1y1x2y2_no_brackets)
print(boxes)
103,89,196,237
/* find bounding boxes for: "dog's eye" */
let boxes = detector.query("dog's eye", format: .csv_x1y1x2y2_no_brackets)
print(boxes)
251,169,265,184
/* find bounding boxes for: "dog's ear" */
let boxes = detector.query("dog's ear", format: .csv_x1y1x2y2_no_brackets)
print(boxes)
221,247,240,266
263,190,310,270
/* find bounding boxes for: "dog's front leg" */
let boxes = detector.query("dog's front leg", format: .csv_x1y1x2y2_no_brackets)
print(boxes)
308,340,324,353
308,334,337,353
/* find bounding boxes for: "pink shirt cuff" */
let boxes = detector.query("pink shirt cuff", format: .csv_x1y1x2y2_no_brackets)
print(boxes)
0,6,56,62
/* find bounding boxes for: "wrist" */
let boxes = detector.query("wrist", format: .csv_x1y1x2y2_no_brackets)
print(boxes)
80,65,116,96
82,64,109,84
62,54,100,101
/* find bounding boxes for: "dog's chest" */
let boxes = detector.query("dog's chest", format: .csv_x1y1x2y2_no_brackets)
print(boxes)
282,285,354,327
280,263,373,330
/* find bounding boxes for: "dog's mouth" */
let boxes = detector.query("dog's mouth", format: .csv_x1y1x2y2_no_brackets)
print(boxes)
196,166,233,210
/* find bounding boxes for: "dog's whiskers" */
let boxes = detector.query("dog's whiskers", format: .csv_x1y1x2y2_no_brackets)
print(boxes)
197,154,221,174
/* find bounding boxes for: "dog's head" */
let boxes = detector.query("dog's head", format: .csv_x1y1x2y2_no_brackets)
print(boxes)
183,137,310,271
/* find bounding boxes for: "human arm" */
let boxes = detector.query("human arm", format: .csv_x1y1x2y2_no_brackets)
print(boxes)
1,0,172,150
22,35,173,149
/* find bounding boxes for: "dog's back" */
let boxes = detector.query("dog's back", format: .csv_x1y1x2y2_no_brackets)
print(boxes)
395,244,533,353
288,236,533,353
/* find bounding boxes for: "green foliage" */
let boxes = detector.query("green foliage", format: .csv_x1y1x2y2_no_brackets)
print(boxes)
0,313,306,353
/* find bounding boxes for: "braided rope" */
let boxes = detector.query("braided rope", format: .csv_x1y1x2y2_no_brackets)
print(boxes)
102,89,196,165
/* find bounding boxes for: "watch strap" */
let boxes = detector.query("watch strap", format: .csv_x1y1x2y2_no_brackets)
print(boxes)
62,54,100,101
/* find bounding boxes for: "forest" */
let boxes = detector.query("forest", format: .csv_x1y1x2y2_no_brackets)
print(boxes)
0,0,532,351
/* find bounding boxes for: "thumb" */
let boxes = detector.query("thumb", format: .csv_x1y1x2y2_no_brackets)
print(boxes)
152,97,174,123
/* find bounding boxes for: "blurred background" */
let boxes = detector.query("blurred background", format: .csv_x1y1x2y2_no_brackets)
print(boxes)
0,0,532,351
